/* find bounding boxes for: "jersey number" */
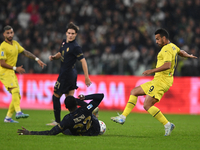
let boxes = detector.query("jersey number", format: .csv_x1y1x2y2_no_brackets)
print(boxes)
54,81,60,89
73,116,92,133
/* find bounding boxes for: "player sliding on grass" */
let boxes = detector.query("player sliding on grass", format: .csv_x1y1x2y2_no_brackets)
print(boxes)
17,93,105,136
111,28,197,136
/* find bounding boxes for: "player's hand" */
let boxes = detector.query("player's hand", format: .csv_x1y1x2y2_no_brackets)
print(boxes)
49,55,56,61
37,59,47,69
17,126,30,135
78,94,85,100
142,69,153,76
189,54,197,59
16,65,25,74
85,78,92,87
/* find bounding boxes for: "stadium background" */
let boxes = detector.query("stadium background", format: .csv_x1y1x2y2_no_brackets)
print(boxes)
0,0,200,114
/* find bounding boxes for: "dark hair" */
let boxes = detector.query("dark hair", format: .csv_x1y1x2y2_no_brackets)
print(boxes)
4,25,12,31
66,22,79,33
64,96,77,111
155,28,169,39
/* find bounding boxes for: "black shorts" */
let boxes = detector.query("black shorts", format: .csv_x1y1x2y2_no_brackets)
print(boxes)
54,69,78,95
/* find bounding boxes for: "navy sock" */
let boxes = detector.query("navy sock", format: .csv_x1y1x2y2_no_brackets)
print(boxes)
53,95,61,123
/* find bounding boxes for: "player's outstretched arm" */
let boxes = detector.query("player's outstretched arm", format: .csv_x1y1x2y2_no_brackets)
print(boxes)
21,50,47,68
17,126,30,135
80,58,92,87
178,50,198,59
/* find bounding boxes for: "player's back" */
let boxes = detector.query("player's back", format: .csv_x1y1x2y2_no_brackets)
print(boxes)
66,106,99,135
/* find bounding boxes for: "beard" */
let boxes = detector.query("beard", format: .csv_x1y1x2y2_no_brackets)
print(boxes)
6,36,13,41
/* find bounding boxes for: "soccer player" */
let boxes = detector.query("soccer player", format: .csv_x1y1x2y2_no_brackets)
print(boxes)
0,25,46,123
111,28,197,136
47,22,92,126
17,93,104,136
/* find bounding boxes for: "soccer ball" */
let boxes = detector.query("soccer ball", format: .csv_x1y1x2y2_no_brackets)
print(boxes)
99,120,106,135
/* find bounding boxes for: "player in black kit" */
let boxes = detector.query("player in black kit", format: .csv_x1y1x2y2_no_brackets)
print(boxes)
17,93,104,136
47,22,92,126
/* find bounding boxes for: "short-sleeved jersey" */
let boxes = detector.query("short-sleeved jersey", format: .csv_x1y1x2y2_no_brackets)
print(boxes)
59,39,84,78
0,40,24,74
154,43,180,85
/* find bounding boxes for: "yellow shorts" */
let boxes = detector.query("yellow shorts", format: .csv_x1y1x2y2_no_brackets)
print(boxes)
141,78,171,101
0,72,19,91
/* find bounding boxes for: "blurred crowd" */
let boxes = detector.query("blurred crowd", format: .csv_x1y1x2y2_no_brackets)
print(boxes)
0,0,200,76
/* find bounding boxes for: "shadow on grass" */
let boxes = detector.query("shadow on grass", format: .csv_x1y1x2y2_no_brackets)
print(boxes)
104,134,150,138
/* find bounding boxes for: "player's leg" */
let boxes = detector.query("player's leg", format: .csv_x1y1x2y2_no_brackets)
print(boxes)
65,89,75,97
122,86,145,117
53,92,62,123
111,86,145,124
46,92,62,126
9,87,29,119
4,96,18,123
144,95,175,136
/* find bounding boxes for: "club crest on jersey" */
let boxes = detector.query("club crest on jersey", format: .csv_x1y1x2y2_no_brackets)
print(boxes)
87,104,93,110
66,48,69,52
1,51,4,56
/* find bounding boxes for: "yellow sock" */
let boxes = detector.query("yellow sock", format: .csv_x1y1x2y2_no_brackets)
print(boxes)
12,92,21,112
7,92,21,118
122,95,137,117
6,102,15,118
148,106,168,125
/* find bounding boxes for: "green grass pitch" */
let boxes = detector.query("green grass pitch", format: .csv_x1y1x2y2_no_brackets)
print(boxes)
0,109,200,150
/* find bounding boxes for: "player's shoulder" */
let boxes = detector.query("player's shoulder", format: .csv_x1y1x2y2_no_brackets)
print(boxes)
0,41,6,47
72,40,81,48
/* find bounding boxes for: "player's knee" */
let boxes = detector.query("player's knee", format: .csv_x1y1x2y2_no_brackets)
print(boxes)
143,105,149,111
11,88,20,94
130,89,136,95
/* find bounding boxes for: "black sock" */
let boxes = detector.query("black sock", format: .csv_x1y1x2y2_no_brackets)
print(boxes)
53,95,61,123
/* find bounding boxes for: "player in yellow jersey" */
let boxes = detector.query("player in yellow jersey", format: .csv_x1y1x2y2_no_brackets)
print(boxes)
0,25,46,123
111,28,197,136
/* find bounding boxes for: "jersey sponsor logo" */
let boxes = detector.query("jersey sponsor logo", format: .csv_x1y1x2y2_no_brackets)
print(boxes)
66,47,69,52
87,104,93,110
1,51,4,56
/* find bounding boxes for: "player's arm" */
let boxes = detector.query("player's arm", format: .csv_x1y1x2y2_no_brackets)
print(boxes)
142,62,171,75
80,58,92,87
17,125,63,135
49,52,61,61
0,59,25,74
21,50,46,68
178,50,197,59
83,94,104,112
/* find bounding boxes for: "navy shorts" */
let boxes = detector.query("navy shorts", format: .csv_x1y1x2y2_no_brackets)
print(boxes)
54,69,78,95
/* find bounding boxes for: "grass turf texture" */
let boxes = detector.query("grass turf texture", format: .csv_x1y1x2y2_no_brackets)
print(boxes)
0,109,200,150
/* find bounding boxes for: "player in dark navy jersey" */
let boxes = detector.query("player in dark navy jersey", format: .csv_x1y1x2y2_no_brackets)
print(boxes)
47,22,92,126
17,93,104,136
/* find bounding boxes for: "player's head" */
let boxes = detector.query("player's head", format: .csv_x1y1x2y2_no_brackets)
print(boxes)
64,96,77,112
66,22,79,42
154,28,169,47
3,25,14,42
